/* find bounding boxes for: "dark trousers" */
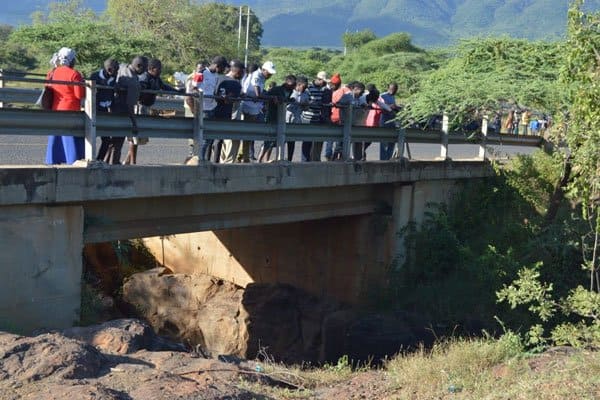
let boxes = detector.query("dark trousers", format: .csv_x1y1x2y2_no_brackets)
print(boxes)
352,142,370,161
301,141,312,162
97,137,125,164
287,142,295,161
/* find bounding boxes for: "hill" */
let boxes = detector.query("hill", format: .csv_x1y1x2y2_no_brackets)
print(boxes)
1,0,599,47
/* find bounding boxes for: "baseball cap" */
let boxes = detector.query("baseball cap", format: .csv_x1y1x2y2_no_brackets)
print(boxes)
262,61,276,74
317,71,330,82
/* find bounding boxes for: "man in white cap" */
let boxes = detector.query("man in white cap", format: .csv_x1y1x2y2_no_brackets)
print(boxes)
301,70,332,161
239,61,276,162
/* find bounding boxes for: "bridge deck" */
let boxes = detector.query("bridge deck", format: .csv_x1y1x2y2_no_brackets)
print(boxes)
0,161,493,206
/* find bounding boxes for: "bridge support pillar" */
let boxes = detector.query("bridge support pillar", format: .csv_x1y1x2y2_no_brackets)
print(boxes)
0,205,83,333
392,184,414,270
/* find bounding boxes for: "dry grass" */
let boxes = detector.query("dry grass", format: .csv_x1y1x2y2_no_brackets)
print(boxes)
236,335,600,399
384,334,600,399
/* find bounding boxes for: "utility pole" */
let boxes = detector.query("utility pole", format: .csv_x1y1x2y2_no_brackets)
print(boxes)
237,6,242,58
244,6,251,68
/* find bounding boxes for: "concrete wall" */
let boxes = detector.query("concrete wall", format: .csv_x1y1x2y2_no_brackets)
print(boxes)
145,214,392,305
0,205,83,333
144,179,461,306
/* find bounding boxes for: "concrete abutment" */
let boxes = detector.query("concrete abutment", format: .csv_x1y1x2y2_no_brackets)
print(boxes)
0,205,83,333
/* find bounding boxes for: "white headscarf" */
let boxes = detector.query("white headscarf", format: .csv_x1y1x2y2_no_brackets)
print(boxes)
51,47,76,67
49,52,59,67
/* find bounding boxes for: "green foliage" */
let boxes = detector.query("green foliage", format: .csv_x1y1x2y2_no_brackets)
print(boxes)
2,0,263,75
561,1,600,221
342,29,377,51
375,150,586,337
263,34,439,97
498,270,600,347
262,47,339,83
497,264,556,322
10,19,155,75
360,33,421,55
497,1,600,350
106,0,263,70
401,37,564,126
0,24,38,71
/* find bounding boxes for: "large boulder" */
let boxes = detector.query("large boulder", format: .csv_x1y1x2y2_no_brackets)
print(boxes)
123,268,250,358
123,268,432,364
123,268,346,363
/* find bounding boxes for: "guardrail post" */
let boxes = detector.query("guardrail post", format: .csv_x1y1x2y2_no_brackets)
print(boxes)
0,69,4,109
440,112,449,160
192,92,204,160
275,102,287,161
478,114,489,160
84,80,96,161
395,126,406,160
342,104,353,161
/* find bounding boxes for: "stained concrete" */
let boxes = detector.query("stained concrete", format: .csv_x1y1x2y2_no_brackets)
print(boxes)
0,205,83,333
142,179,462,306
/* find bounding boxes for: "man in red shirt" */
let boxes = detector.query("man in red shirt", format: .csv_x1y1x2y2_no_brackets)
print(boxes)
326,73,350,161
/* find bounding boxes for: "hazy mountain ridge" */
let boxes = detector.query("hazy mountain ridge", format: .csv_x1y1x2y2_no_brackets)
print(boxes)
1,0,599,47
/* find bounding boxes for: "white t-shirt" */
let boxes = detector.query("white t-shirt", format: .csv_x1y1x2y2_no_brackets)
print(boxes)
241,70,266,115
199,68,220,111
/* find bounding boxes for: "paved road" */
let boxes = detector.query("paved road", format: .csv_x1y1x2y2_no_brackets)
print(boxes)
0,135,536,165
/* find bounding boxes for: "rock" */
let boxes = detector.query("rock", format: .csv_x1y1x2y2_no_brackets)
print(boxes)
123,269,250,357
123,268,347,363
344,311,433,363
242,283,341,363
123,268,432,364
22,383,129,400
0,332,105,383
62,319,184,355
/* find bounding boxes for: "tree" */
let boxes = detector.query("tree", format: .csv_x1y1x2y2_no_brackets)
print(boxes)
106,0,263,70
342,29,377,51
400,38,563,127
10,15,155,75
497,1,600,348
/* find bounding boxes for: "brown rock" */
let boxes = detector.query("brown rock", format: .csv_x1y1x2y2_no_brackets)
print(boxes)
0,332,105,383
123,269,430,365
123,269,250,358
123,268,349,363
62,319,183,355
22,383,128,400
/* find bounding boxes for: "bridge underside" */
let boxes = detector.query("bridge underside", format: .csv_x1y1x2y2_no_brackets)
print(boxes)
0,161,493,332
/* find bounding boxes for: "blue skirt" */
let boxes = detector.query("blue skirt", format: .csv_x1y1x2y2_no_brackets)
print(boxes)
45,136,84,165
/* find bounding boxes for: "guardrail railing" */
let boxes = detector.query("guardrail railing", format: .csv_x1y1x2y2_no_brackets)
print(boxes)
0,70,544,163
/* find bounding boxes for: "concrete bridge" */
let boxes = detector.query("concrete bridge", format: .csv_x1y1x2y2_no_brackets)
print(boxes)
0,161,493,332
0,75,543,333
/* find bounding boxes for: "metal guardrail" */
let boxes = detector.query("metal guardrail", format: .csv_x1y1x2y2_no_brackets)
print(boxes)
0,71,544,163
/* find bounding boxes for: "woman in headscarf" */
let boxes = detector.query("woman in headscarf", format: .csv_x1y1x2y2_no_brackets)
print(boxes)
45,47,85,164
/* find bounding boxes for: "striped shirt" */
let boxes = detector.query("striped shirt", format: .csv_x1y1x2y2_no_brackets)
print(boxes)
301,83,326,124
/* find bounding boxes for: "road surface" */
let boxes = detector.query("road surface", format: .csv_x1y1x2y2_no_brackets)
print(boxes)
0,135,536,165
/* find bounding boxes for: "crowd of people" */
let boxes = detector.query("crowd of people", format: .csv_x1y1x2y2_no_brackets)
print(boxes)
500,109,551,136
42,47,401,165
181,57,402,163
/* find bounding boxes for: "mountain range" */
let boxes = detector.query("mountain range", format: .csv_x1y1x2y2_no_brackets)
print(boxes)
1,0,599,47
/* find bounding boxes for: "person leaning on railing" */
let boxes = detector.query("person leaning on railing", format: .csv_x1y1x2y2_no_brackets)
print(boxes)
103,56,148,165
45,47,85,165
91,58,119,163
